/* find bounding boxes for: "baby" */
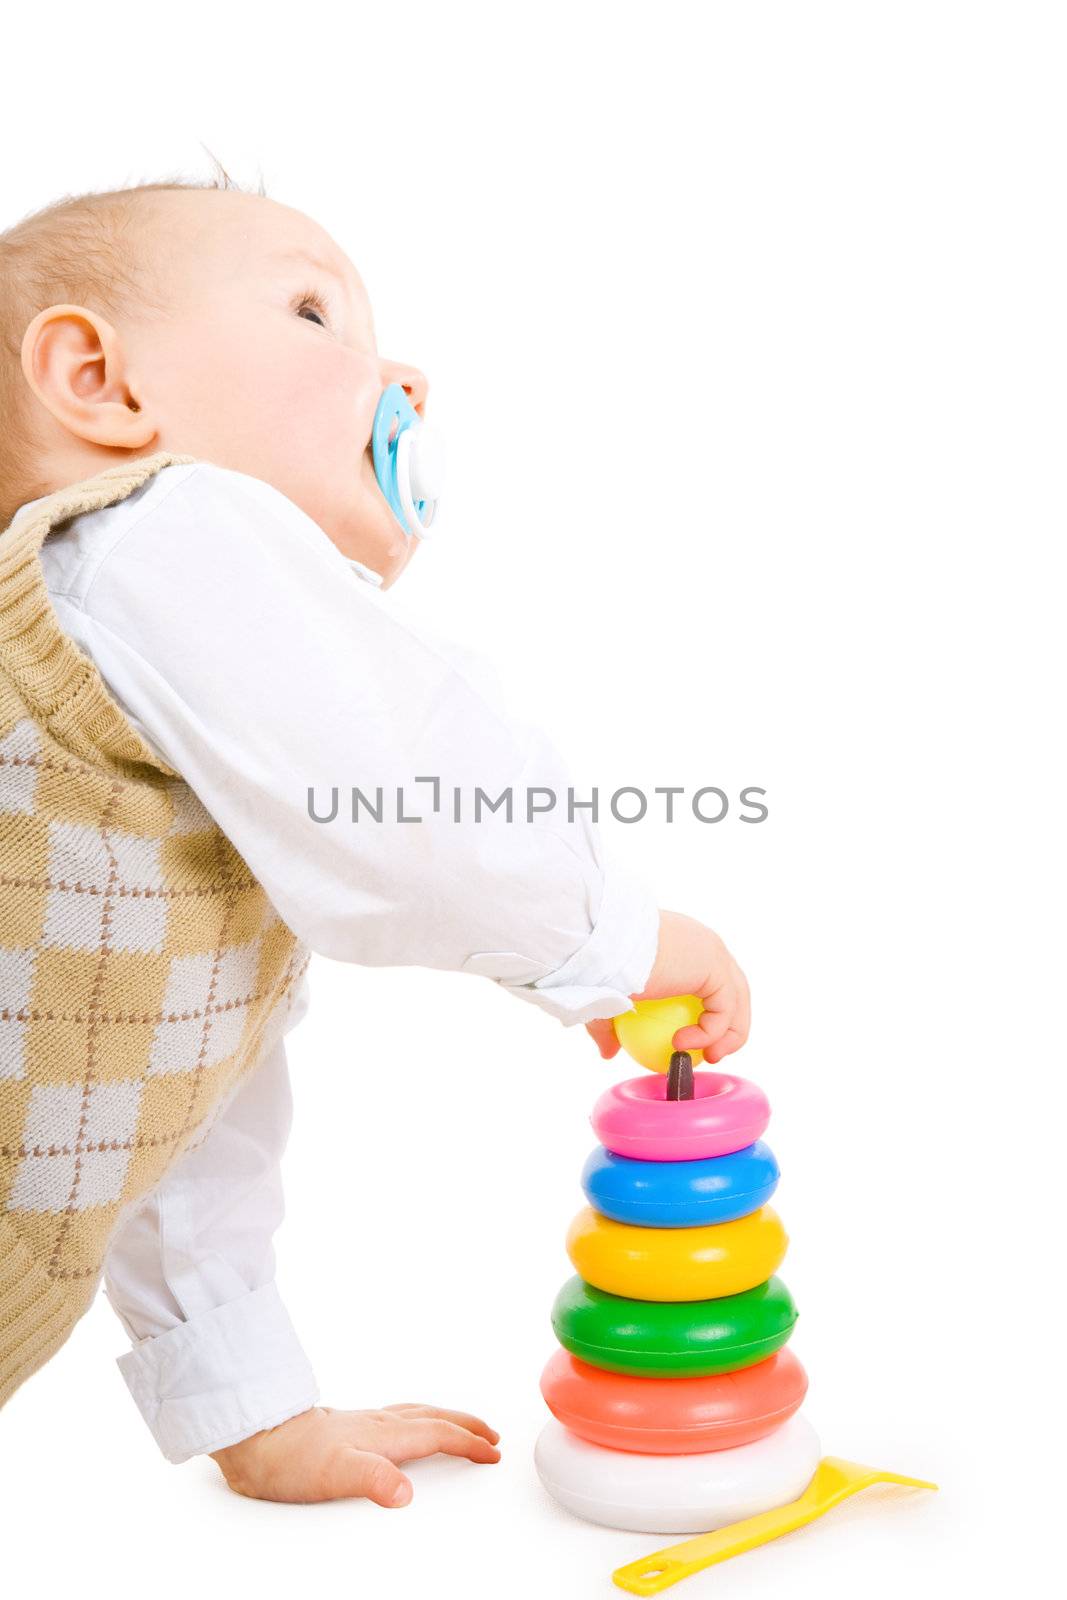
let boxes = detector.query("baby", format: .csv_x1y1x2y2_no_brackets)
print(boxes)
0,176,749,1507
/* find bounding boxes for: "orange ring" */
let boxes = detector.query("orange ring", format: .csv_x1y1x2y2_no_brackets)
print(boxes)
540,1346,808,1454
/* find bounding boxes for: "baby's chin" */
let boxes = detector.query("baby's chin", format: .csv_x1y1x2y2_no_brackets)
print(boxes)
337,449,419,584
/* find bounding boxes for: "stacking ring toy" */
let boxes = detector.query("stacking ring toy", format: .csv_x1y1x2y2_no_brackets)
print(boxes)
540,1347,808,1454
551,1274,798,1377
591,1071,770,1162
534,1413,821,1534
613,995,706,1072
581,1141,779,1228
566,1204,787,1301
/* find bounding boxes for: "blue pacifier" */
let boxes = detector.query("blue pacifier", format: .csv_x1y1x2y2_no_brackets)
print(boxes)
371,382,445,539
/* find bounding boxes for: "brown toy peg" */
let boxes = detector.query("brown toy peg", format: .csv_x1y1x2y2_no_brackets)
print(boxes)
666,1051,695,1101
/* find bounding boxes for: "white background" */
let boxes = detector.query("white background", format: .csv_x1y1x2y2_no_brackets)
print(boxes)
1,4,1062,1597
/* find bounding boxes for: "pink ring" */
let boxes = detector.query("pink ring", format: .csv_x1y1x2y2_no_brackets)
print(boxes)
591,1072,771,1162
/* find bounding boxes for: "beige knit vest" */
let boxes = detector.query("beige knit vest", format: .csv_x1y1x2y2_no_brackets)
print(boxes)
0,452,310,1409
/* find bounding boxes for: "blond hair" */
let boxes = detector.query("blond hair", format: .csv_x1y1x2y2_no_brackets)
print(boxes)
0,155,263,528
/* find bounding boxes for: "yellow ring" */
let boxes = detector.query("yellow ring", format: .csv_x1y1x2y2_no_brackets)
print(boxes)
565,1205,788,1301
613,995,706,1073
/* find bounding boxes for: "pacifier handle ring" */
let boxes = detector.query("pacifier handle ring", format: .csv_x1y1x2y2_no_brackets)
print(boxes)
395,427,436,540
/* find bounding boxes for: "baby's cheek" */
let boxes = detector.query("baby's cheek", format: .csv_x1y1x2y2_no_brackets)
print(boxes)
289,350,374,451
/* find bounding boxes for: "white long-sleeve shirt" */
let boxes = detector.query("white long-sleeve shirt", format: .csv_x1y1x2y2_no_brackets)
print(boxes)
16,460,660,1462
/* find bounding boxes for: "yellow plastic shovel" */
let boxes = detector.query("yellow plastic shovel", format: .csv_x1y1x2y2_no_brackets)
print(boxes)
612,1456,938,1594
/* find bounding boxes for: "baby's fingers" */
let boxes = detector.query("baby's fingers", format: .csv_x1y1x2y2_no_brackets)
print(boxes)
380,1417,501,1466
331,1449,413,1508
672,1009,734,1055
381,1403,500,1444
585,1018,621,1060
709,975,751,1061
672,1001,747,1059
703,1025,747,1063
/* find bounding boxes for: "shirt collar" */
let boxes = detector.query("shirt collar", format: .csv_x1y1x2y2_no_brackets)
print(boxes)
9,495,43,525
11,492,386,588
347,555,385,588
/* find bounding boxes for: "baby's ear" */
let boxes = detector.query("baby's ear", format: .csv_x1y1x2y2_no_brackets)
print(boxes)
20,303,157,451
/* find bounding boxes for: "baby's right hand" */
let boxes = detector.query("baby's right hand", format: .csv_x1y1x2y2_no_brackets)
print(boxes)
209,1402,500,1505
586,909,751,1064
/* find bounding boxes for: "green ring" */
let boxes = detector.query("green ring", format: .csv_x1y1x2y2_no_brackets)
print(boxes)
551,1274,798,1378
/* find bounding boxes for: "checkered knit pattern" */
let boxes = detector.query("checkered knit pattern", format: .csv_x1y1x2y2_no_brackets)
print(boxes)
0,453,311,1408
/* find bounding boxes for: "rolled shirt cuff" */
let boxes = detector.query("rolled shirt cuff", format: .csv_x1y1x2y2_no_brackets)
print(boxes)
115,1281,319,1464
461,856,661,1026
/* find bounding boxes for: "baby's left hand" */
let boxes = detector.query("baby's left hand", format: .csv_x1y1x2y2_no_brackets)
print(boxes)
210,1402,501,1504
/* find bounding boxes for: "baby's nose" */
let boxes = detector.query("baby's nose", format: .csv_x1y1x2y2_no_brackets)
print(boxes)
381,360,429,413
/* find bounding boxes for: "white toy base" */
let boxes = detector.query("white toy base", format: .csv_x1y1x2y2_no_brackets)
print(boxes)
534,1413,820,1534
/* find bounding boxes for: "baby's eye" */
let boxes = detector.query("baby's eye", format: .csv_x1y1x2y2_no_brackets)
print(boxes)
295,293,329,329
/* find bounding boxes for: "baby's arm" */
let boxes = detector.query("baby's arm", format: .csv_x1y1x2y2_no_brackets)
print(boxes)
103,1037,318,1462
105,1029,499,1502
61,461,665,1032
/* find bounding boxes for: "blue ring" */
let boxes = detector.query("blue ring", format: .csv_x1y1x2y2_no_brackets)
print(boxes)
580,1141,780,1228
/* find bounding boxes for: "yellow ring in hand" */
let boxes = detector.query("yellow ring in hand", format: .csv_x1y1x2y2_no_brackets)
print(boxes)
613,995,706,1073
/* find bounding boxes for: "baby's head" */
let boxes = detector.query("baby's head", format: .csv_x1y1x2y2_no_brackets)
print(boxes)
0,177,429,585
